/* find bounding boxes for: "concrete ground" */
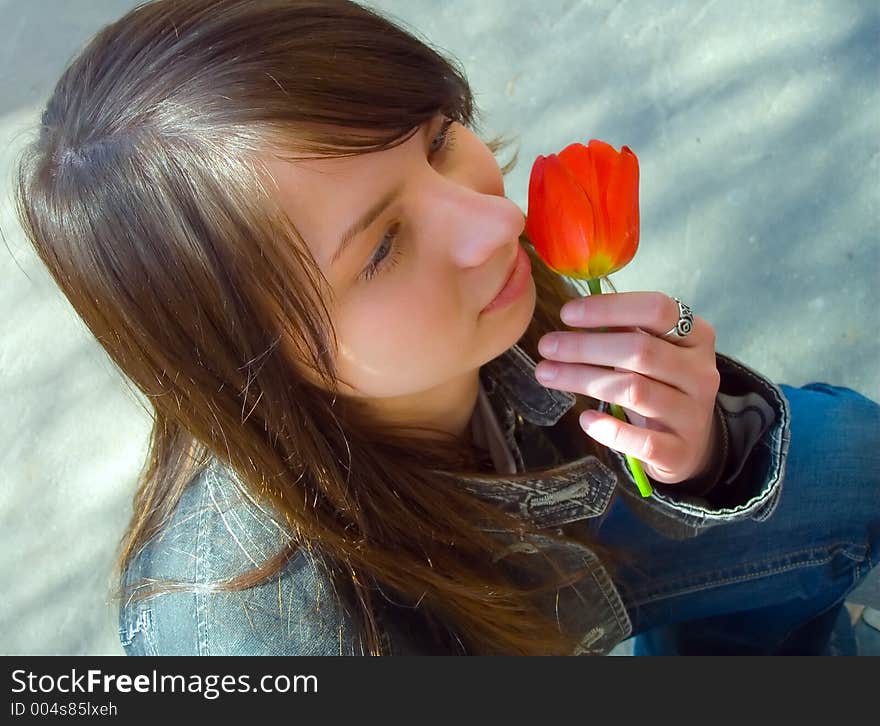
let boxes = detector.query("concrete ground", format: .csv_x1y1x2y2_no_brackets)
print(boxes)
1,0,877,656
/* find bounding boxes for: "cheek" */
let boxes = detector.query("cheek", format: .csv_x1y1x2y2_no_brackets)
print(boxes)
335,289,470,393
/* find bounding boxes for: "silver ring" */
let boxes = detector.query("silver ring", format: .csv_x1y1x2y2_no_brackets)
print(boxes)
662,297,694,340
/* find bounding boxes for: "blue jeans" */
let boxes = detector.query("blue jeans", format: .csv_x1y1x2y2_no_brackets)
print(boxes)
591,381,880,655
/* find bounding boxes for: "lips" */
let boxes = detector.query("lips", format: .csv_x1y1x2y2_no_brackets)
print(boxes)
487,249,519,307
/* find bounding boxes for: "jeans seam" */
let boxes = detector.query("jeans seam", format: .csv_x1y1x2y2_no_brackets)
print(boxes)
628,541,869,607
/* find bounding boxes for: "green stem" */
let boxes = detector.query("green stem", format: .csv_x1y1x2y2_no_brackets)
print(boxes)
585,277,603,296
586,277,653,498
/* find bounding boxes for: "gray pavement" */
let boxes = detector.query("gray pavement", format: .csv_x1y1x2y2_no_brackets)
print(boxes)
1,0,877,656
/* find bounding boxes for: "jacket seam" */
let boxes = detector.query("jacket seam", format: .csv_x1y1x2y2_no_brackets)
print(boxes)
195,469,214,656
588,564,634,642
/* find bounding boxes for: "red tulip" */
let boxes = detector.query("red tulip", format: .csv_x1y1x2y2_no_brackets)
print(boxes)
525,139,640,281
525,138,652,497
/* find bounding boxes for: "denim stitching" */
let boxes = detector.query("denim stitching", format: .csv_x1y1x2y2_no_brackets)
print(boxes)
206,474,268,567
485,344,576,424
628,541,869,607
587,558,634,641
195,469,214,656
454,456,618,528
118,606,153,649
719,353,791,486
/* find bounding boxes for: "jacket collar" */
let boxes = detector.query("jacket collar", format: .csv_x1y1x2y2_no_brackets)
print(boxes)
480,342,577,427
452,342,619,530
470,341,579,475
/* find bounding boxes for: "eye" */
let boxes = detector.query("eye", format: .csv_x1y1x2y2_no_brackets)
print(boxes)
360,222,403,283
358,117,457,283
428,115,457,156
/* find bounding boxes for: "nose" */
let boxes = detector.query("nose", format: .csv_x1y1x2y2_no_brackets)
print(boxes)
439,191,526,269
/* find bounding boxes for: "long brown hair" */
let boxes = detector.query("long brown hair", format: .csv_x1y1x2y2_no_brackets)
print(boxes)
13,0,639,655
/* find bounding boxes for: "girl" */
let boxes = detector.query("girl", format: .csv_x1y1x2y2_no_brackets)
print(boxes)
15,0,879,655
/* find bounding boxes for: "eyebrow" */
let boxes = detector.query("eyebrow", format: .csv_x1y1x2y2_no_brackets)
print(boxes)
330,181,404,266
329,119,433,267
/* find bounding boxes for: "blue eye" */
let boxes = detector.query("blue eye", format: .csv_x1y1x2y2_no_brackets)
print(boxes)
360,222,403,282
359,118,457,283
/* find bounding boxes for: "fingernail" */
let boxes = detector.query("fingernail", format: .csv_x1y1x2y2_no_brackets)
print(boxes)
539,337,558,356
536,364,556,382
580,411,599,430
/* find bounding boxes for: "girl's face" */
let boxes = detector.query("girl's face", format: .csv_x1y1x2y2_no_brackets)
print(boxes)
264,113,532,437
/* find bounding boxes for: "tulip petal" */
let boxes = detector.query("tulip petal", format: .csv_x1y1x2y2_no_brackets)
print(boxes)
559,140,639,276
527,139,641,280
558,142,609,251
527,152,598,277
525,155,546,243
546,153,600,276
525,156,560,264
604,145,640,271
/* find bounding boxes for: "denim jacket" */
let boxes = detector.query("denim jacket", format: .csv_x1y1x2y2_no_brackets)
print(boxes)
118,344,791,656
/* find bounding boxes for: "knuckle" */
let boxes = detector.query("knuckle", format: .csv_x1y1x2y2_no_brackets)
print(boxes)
631,337,655,369
660,295,678,331
640,433,658,461
574,368,592,396
702,365,721,396
608,423,625,451
624,374,647,408
607,423,623,451
709,365,721,389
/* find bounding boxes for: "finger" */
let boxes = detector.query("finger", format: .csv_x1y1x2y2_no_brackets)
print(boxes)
578,409,684,471
534,360,692,425
538,329,700,395
559,291,708,348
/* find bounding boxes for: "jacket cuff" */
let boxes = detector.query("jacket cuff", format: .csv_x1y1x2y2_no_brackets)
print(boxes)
662,397,731,498
699,351,789,515
610,351,792,539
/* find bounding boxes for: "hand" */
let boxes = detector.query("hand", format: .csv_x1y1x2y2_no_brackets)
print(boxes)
534,291,721,486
